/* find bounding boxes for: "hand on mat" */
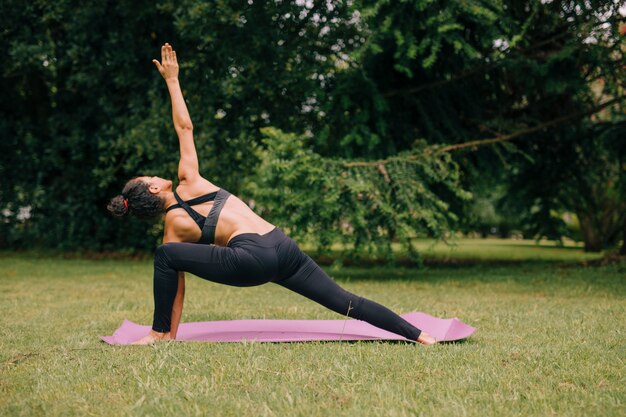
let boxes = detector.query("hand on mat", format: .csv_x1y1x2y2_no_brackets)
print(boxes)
131,330,172,345
152,43,179,81
417,331,437,346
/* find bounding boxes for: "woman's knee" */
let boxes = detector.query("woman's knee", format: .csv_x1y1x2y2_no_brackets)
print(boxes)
348,296,366,320
154,243,178,269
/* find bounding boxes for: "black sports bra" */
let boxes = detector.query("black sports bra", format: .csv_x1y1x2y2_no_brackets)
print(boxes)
165,188,231,245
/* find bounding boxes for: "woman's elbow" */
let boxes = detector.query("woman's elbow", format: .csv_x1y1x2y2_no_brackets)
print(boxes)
176,123,193,131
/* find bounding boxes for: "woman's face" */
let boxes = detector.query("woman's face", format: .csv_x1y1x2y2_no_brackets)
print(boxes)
137,176,173,194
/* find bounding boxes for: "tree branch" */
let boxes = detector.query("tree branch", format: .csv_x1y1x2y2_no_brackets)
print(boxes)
342,96,625,167
438,96,625,152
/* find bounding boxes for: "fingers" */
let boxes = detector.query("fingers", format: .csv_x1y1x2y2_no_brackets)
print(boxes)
152,59,163,72
161,43,172,62
160,43,177,64
155,43,177,75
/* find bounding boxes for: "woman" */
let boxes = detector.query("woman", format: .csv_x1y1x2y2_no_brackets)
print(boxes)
108,43,437,346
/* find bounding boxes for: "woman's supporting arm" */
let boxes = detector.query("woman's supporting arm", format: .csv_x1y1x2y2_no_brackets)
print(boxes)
153,43,199,182
169,272,186,339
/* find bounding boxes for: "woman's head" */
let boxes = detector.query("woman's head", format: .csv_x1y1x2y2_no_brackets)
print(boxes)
107,176,173,219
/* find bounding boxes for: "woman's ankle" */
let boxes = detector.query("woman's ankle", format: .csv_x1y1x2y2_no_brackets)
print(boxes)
416,331,437,345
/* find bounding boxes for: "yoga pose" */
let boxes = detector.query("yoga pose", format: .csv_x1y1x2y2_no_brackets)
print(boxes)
107,43,437,346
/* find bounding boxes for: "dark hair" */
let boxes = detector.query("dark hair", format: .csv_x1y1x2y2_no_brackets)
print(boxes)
107,178,165,220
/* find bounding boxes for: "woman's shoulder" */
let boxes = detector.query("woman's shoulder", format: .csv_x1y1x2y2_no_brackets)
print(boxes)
175,176,220,199
164,211,200,240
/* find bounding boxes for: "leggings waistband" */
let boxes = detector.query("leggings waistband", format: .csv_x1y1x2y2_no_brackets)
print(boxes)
227,227,286,248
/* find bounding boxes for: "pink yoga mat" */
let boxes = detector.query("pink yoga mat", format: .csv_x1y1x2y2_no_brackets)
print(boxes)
101,312,475,345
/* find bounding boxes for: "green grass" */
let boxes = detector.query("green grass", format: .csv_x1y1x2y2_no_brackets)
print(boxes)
411,237,603,262
0,240,624,417
304,237,604,264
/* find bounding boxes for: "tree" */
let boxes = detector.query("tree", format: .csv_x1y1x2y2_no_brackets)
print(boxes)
1,0,363,251
308,0,626,252
2,0,623,256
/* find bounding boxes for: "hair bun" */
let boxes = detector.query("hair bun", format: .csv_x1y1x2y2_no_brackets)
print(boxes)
107,194,129,217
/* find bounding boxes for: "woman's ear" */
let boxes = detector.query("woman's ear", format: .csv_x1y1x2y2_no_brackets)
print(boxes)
148,184,161,194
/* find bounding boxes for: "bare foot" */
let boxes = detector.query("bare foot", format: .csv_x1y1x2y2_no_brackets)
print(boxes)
416,331,437,346
131,330,172,345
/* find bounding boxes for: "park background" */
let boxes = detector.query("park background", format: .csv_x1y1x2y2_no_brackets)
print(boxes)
1,1,625,416
1,0,625,257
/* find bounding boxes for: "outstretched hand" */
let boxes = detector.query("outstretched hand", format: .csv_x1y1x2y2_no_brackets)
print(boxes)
152,43,179,81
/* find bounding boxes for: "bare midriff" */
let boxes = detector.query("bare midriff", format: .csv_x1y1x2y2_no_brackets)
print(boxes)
212,195,276,246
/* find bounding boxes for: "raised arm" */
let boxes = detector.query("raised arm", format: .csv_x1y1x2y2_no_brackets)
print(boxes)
152,43,199,183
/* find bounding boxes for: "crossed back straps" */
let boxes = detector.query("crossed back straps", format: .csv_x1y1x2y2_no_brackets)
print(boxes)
166,188,231,245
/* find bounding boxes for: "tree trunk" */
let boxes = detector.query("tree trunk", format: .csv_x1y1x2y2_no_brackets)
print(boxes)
619,220,626,256
578,213,603,252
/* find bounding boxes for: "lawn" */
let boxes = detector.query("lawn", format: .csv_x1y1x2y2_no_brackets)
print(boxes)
0,240,624,417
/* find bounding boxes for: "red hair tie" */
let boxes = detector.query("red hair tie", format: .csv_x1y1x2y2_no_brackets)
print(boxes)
123,199,129,210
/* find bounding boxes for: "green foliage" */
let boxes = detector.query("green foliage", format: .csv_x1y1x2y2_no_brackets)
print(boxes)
1,0,362,251
1,0,624,256
315,0,507,157
491,2,625,251
501,121,626,251
245,128,470,262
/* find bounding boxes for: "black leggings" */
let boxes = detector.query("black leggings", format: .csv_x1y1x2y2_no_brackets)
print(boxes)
152,227,422,341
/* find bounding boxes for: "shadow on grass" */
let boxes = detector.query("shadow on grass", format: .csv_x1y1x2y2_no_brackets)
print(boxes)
323,259,626,298
325,261,561,282
0,249,152,261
